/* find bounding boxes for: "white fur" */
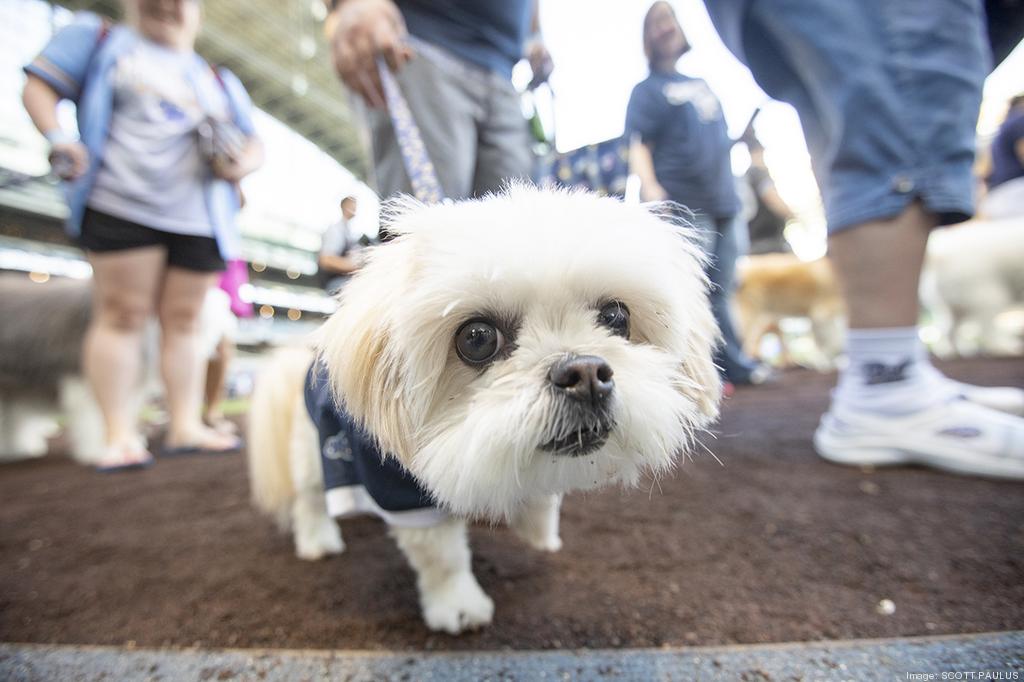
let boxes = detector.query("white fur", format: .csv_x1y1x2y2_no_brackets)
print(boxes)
248,346,345,561
0,397,57,460
319,186,721,520
0,378,106,464
924,218,1024,357
59,377,108,465
390,520,494,634
247,187,720,633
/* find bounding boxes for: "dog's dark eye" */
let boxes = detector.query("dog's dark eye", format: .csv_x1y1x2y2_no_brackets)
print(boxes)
455,319,505,365
597,301,630,338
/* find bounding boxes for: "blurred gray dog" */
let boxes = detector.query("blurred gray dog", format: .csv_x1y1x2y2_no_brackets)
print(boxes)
0,275,106,462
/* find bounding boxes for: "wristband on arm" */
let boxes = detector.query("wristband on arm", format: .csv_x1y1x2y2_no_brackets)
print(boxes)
43,129,78,147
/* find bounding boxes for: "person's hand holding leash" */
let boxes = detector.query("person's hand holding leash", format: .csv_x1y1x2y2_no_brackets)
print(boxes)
328,0,413,108
525,38,553,89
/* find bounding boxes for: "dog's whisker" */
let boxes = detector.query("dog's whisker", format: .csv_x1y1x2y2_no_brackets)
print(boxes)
693,437,723,467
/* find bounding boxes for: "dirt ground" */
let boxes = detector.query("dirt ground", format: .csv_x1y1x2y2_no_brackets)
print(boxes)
1,357,1022,652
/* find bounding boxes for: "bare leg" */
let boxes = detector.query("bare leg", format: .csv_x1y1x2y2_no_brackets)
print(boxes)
827,202,936,329
84,247,166,464
158,268,237,450
202,335,235,432
390,520,494,634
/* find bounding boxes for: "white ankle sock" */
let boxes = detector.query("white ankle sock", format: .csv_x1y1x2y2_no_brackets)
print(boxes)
833,327,956,416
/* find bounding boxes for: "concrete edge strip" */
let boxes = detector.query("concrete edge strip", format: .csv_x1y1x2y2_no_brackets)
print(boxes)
3,628,1023,658
2,630,1023,681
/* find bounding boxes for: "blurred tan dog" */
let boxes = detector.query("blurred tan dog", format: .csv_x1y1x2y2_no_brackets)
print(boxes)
248,186,722,633
735,253,846,369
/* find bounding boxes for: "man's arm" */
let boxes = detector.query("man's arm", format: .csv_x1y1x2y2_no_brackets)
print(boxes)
525,0,553,88
22,74,89,180
629,137,668,202
327,0,412,108
319,252,362,276
756,177,796,221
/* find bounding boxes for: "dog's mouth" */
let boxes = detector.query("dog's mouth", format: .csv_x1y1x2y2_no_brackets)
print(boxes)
538,419,615,457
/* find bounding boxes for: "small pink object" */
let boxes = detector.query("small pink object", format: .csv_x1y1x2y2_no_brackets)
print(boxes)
219,259,254,318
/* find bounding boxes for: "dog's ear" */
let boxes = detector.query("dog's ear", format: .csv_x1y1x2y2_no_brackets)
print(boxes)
679,298,723,425
648,208,722,425
317,240,416,461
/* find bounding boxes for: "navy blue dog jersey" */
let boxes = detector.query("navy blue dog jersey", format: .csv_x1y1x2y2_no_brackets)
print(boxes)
304,361,446,528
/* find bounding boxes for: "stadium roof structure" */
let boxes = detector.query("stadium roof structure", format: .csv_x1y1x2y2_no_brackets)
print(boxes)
60,0,369,178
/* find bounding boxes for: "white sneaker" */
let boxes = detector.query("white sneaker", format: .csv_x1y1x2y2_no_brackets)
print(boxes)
920,363,1024,417
950,382,1024,417
814,398,1024,480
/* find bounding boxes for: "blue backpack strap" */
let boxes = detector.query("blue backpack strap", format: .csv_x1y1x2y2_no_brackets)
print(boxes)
206,64,255,136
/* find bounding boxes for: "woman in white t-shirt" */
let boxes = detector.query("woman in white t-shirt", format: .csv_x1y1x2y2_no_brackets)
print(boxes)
23,0,263,470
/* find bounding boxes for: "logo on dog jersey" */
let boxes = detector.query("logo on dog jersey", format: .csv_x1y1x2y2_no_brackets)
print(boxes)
862,359,912,385
324,431,353,461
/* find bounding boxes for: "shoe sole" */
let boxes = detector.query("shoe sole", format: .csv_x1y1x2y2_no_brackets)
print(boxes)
814,428,1024,481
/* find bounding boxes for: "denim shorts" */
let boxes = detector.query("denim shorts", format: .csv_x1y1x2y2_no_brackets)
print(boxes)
708,0,989,233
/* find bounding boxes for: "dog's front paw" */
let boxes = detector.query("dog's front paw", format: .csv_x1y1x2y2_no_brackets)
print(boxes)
294,519,345,561
510,495,563,553
421,572,494,634
514,527,563,552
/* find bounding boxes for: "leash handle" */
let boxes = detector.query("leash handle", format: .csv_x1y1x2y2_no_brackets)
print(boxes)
376,59,444,205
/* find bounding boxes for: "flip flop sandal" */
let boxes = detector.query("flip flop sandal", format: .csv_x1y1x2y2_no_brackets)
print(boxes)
95,441,154,473
204,417,239,436
96,458,153,473
160,437,243,457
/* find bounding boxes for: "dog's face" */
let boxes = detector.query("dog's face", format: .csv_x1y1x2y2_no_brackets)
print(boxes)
319,187,721,519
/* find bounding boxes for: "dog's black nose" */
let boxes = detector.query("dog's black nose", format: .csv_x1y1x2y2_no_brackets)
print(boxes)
548,354,614,406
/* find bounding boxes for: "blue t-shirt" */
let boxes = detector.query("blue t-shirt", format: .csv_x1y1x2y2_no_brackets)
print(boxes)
625,72,740,219
988,107,1024,190
304,361,439,520
397,0,531,78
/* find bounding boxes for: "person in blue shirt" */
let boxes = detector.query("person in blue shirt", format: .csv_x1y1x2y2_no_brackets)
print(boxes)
22,0,263,470
981,94,1024,219
626,1,769,387
324,0,551,201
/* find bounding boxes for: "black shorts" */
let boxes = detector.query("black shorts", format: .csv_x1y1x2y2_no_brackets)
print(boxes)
80,208,226,272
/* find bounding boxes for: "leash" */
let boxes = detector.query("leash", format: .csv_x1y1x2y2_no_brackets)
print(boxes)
376,59,445,205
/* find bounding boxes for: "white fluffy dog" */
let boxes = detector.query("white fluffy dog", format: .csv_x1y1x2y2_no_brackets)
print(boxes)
248,187,721,633
0,275,104,463
923,217,1024,356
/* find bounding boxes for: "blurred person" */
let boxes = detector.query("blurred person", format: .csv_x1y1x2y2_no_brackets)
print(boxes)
980,94,1024,219
741,126,796,255
627,1,770,387
319,195,362,294
22,0,263,470
324,0,551,199
704,0,1024,476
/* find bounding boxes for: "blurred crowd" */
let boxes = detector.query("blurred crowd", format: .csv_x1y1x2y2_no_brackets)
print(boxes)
2,0,1023,477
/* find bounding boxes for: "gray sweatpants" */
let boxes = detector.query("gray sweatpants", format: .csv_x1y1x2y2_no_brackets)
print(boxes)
367,38,533,200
